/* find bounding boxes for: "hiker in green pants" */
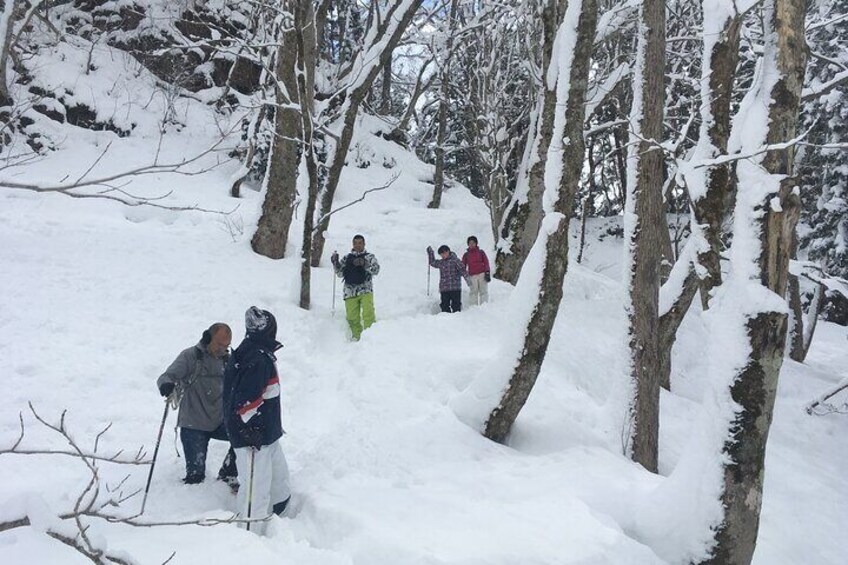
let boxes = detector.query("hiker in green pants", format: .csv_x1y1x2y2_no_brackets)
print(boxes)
331,234,380,340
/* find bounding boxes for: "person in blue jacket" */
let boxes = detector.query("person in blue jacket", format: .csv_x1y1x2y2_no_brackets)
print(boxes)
224,306,291,534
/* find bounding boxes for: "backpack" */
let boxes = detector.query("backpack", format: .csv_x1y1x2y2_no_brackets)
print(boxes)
343,254,368,285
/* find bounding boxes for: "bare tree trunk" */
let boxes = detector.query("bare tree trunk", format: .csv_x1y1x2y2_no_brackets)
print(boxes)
380,58,392,115
494,0,564,284
0,0,19,110
788,271,825,363
624,0,665,473
251,6,303,259
694,17,741,310
656,9,742,392
577,196,590,264
484,0,598,443
296,1,318,310
309,0,424,267
658,262,700,389
230,105,267,198
702,0,806,561
428,0,459,210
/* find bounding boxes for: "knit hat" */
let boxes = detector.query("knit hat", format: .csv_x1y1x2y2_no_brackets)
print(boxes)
245,306,270,332
437,245,450,254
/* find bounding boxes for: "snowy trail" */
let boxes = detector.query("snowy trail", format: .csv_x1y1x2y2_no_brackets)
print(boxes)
2,123,847,563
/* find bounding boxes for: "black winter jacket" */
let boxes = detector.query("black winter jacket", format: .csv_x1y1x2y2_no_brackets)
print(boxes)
223,330,283,449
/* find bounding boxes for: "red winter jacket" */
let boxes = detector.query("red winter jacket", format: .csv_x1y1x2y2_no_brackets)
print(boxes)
462,248,490,276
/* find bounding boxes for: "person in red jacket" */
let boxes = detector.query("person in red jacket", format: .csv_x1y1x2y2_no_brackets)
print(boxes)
462,236,491,305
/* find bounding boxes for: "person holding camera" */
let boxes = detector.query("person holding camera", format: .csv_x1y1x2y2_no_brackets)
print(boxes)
331,234,381,341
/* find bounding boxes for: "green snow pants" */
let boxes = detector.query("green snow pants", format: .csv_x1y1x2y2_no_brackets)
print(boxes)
344,292,376,341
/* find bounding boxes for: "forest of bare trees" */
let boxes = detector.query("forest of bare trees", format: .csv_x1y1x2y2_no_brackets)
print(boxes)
2,1,847,563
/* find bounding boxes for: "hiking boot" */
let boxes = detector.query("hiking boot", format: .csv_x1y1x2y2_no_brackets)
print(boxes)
218,474,239,494
183,474,205,485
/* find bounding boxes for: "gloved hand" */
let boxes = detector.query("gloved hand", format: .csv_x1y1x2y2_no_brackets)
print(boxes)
426,246,433,254
159,382,175,398
331,251,340,265
243,426,263,451
352,257,366,267
484,272,491,283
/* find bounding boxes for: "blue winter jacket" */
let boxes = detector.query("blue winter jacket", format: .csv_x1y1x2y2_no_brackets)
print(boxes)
223,329,283,449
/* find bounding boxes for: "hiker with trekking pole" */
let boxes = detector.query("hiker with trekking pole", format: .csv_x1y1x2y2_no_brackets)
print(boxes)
331,234,380,341
224,307,291,535
149,323,238,501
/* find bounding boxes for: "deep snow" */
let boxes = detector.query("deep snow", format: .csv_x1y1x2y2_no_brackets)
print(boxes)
1,49,847,563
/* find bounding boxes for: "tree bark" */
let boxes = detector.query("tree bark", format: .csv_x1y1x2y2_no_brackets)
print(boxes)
624,0,665,473
251,5,303,259
310,0,424,267
0,0,19,111
296,1,319,310
380,57,392,115
484,0,598,443
694,16,741,310
494,0,565,284
656,9,742,393
703,0,806,561
658,258,700,390
427,0,459,210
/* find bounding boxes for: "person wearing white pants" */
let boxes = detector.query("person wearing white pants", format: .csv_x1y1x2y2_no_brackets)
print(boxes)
235,441,291,535
224,307,292,535
462,236,491,305
468,273,489,305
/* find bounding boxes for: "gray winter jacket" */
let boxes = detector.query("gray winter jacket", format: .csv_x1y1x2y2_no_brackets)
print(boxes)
157,342,227,432
334,250,380,299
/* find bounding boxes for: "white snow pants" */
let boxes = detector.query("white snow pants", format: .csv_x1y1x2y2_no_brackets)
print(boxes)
235,440,291,535
468,273,489,305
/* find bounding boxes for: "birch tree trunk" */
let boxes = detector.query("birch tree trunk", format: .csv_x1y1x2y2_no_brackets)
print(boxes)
494,0,565,284
427,0,459,209
624,0,665,473
251,5,303,259
701,0,806,560
310,0,424,267
483,0,598,443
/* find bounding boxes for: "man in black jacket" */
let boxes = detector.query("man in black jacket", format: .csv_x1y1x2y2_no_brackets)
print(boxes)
224,307,291,534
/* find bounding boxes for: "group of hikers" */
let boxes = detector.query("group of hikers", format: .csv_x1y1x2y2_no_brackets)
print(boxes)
427,235,491,314
155,234,492,535
330,233,492,339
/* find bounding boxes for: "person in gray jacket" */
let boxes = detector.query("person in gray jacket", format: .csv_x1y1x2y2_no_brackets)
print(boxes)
157,323,238,485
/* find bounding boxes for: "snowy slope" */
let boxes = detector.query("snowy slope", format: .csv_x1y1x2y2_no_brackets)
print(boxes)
1,63,847,563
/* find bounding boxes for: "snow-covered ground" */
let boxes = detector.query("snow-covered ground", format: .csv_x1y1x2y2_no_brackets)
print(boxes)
1,56,847,563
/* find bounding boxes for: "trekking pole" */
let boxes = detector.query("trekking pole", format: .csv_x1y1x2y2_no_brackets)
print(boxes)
141,400,170,515
426,254,431,297
246,448,256,532
332,269,337,317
